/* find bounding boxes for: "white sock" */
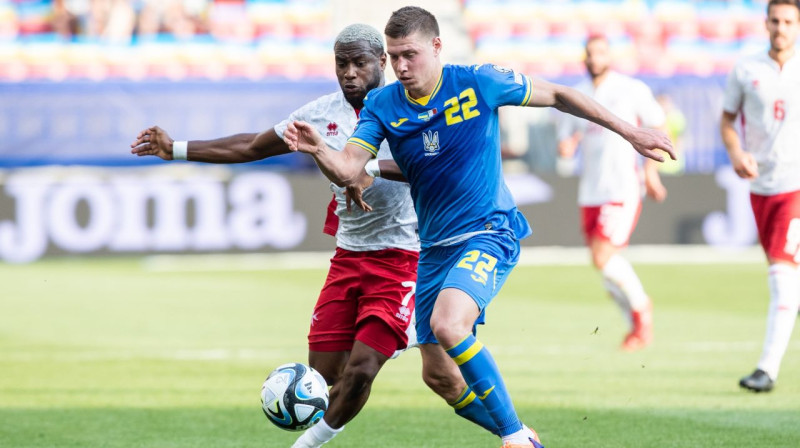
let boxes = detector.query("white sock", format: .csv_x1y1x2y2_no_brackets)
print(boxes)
602,254,649,311
501,427,532,445
603,277,632,325
291,418,343,448
757,263,800,380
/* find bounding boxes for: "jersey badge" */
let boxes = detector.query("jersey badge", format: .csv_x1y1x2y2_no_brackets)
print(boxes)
395,305,411,323
422,130,440,156
418,108,438,122
390,118,409,128
492,64,512,73
326,122,339,136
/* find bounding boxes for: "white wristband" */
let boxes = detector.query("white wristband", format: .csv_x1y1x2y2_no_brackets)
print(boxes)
364,159,380,178
172,141,188,160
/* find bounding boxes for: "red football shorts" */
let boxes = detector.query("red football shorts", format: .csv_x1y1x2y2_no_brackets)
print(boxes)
751,190,800,264
308,247,418,358
581,199,642,247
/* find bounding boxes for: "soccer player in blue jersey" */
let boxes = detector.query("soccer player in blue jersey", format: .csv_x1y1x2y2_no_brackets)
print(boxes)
284,7,674,447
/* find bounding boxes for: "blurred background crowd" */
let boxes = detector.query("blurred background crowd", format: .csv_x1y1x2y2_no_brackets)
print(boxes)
0,0,775,174
0,0,770,79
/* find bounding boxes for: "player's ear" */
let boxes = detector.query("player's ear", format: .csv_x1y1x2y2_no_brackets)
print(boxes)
379,52,387,70
431,36,442,57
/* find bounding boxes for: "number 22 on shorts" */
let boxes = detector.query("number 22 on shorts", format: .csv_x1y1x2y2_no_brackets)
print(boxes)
457,250,498,286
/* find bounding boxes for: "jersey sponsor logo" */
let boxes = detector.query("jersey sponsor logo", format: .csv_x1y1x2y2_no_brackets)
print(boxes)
491,64,512,73
390,118,409,128
478,386,495,400
422,130,440,156
418,108,438,122
326,122,339,136
395,305,411,322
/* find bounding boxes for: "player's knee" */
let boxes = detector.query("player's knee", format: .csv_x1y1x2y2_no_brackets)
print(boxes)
591,252,607,270
309,354,346,386
429,316,468,348
591,244,615,270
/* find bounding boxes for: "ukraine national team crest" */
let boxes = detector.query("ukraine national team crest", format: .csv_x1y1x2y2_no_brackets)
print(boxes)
422,130,440,156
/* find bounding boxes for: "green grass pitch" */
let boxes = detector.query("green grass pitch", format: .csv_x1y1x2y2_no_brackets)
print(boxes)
1,256,798,447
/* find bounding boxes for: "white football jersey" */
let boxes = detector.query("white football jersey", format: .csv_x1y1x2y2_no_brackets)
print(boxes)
722,51,800,195
559,71,665,205
274,91,419,252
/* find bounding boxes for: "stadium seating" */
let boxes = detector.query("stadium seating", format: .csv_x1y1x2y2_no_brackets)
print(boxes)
464,0,769,76
0,0,773,81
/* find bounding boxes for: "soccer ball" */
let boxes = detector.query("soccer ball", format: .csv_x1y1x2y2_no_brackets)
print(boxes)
260,362,329,431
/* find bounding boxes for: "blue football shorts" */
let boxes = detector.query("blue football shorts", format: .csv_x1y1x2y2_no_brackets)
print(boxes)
415,232,521,345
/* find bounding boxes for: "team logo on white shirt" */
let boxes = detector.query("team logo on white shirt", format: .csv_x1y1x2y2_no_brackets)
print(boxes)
422,130,440,156
326,122,339,136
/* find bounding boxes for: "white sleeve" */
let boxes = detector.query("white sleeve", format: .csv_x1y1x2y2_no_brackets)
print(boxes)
721,62,744,115
635,81,665,128
273,100,317,139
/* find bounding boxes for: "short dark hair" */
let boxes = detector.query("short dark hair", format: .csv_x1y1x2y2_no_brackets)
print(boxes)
384,6,440,40
767,0,800,15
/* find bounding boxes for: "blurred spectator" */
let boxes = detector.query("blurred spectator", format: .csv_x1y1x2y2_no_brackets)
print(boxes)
53,0,136,43
137,0,209,39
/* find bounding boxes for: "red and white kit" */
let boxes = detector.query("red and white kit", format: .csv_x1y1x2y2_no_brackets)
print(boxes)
560,71,665,245
723,52,800,262
274,91,420,357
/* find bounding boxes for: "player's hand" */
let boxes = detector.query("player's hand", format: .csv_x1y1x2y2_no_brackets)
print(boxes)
645,173,667,202
557,133,581,158
345,174,374,212
731,151,758,179
283,121,325,155
626,127,676,163
130,126,174,160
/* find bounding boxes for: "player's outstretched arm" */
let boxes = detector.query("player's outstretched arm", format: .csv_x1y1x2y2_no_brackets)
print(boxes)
283,120,372,187
526,79,675,163
376,159,407,182
130,126,290,163
720,111,758,179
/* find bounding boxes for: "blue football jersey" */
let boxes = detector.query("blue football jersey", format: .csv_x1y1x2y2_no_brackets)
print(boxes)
349,64,533,248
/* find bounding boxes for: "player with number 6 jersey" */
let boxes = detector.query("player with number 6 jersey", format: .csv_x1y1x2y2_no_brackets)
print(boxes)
721,0,800,393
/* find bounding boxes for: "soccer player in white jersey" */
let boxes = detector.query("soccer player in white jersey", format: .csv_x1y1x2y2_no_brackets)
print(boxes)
721,0,800,393
557,35,667,351
131,24,421,446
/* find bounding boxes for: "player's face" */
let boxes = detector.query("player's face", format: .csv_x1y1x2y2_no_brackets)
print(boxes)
386,31,442,97
584,38,611,79
334,41,386,109
766,4,800,52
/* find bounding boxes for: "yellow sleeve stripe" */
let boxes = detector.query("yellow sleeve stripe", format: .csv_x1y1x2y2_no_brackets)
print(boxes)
452,340,484,366
520,75,533,106
451,390,477,410
348,138,379,156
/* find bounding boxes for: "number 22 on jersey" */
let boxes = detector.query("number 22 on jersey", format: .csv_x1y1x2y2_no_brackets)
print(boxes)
457,250,497,286
444,88,481,126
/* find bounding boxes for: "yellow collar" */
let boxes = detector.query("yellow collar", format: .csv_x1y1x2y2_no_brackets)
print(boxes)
405,68,444,106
